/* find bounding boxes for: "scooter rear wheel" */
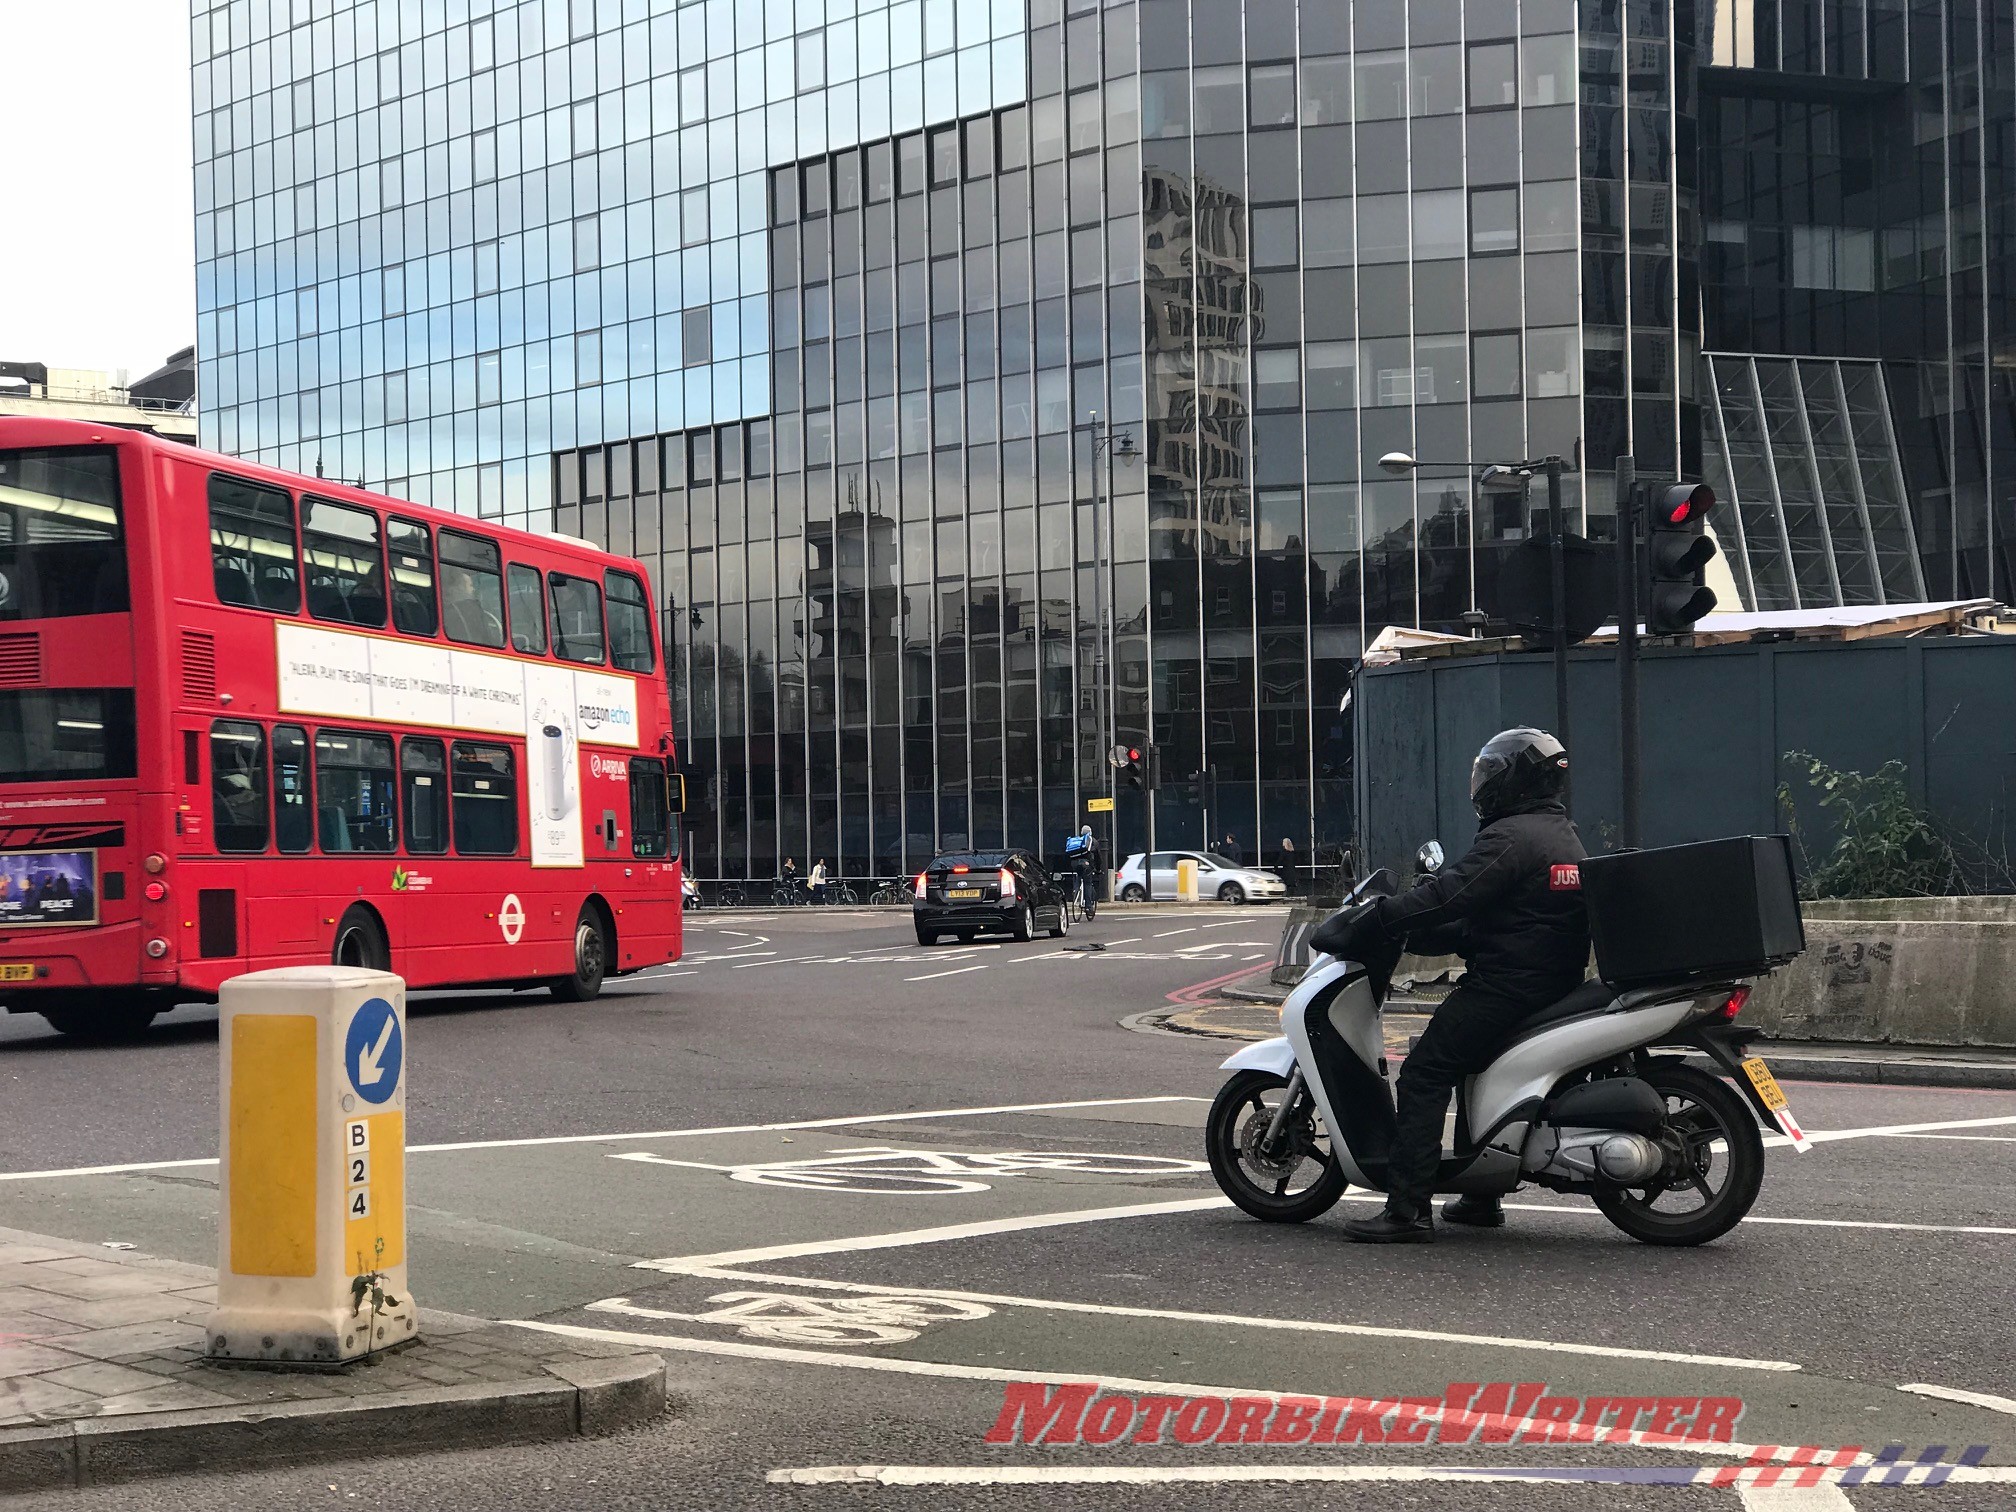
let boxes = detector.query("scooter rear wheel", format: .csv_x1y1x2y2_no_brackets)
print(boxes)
1206,1069,1348,1223
1592,1060,1764,1246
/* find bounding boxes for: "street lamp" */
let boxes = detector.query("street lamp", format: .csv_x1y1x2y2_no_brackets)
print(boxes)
1081,411,1140,880
1376,449,1576,770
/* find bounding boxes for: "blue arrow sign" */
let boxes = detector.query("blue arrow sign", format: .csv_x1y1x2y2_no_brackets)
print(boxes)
344,997,402,1105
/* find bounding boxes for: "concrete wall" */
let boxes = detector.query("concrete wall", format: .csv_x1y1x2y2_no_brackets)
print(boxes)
1749,900,2016,1046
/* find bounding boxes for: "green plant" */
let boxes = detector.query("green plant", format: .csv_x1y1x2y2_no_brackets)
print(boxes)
1777,751,1965,899
350,1234,401,1344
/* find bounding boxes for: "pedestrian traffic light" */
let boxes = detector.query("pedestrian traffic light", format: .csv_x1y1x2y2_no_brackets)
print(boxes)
1644,482,1719,635
1123,747,1145,790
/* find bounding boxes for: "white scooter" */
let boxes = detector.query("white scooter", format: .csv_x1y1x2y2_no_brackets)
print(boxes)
1205,848,1808,1246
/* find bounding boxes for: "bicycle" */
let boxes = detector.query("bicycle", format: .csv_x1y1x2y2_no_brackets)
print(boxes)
1062,870,1097,924
772,877,807,907
817,881,860,906
715,880,747,908
868,878,917,906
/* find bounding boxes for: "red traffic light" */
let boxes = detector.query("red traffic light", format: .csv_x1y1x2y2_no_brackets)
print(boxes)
1126,747,1142,762
1661,483,1716,526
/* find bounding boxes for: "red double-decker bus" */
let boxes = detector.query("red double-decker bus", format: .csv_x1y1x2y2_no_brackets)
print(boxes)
0,417,685,1039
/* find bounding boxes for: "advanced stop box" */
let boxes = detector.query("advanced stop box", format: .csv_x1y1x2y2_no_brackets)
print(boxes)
1581,835,1806,990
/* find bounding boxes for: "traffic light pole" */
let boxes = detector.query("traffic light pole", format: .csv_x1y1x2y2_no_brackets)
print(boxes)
1613,455,1642,850
1544,456,1571,804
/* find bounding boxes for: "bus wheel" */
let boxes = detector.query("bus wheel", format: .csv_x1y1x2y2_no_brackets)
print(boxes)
551,905,608,1002
41,1001,159,1042
332,906,390,971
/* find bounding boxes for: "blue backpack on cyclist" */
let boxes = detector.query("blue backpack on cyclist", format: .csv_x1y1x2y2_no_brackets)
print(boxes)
1064,832,1093,859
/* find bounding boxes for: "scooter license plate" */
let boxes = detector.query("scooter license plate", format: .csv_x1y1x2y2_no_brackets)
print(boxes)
1740,1056,1788,1112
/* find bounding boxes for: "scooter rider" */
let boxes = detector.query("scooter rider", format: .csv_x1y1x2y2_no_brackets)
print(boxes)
1310,727,1589,1243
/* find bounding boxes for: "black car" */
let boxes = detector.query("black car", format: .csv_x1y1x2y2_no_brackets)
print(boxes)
914,849,1071,946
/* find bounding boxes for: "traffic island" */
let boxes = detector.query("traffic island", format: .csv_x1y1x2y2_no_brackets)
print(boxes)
0,1226,671,1491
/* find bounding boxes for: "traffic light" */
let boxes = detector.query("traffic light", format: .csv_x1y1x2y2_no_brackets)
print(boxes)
1644,482,1719,635
1144,744,1162,791
1122,747,1145,790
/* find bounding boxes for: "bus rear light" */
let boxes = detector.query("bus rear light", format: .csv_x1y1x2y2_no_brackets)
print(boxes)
145,938,169,959
143,880,168,902
998,867,1016,898
143,854,167,875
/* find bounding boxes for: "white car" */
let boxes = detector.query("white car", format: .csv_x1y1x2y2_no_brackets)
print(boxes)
1115,851,1287,904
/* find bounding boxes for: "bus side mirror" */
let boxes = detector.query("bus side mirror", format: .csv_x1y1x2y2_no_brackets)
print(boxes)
668,773,687,814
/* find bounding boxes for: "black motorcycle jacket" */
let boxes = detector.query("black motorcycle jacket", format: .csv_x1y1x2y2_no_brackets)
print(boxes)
1332,799,1590,1009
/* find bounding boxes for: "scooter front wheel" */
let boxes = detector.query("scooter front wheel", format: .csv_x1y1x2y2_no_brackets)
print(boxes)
1206,1069,1348,1223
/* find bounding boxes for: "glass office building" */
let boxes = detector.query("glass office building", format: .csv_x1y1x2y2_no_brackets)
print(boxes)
192,0,2011,883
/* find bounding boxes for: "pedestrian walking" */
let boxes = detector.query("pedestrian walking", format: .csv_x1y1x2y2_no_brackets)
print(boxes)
809,858,828,903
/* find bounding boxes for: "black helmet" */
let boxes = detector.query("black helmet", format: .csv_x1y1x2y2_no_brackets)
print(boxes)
1470,727,1568,819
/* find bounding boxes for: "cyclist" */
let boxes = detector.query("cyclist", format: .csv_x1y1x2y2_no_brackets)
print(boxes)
1063,825,1100,920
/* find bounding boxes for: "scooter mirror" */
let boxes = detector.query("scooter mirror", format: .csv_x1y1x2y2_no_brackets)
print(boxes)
1417,840,1445,875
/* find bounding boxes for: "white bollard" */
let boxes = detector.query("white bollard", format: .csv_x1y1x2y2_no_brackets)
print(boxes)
1177,858,1199,902
208,966,418,1366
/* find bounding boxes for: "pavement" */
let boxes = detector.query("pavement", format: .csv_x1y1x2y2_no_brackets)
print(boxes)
4,904,2016,1508
1200,965,2016,1089
0,1227,667,1491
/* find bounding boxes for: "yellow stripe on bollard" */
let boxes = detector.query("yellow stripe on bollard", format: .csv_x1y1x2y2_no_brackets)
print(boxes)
228,1013,318,1277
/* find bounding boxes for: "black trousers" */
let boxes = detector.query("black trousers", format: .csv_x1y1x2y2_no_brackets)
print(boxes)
1384,983,1536,1216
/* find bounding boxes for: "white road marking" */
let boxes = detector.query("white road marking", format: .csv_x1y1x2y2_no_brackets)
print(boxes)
1738,1485,1857,1510
1771,1112,2016,1146
1883,1132,2016,1143
0,1096,1209,1181
641,1196,1231,1270
905,964,991,982
1244,952,1269,960
1103,936,1142,945
507,1321,1812,1469
1898,1381,2016,1416
1153,927,1197,937
1371,1192,2016,1239
651,1263,1799,1370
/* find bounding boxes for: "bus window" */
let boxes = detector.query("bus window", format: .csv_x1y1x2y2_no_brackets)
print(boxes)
0,446,127,621
440,529,507,648
387,517,439,636
0,690,137,783
273,725,313,853
629,756,671,857
301,497,388,627
314,730,397,852
451,742,518,855
401,738,448,855
606,570,655,673
209,474,299,612
210,720,268,852
506,563,546,654
548,573,606,664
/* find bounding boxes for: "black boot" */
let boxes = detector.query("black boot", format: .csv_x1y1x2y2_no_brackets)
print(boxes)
1343,1203,1434,1244
1441,1194,1506,1228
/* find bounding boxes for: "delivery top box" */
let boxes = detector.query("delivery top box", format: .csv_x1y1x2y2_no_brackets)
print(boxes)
1580,835,1806,990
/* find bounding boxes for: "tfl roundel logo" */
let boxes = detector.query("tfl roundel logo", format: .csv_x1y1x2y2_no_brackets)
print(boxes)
1550,863,1582,891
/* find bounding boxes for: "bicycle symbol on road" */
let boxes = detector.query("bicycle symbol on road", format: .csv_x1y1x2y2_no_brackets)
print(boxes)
612,1146,1209,1195
586,1291,993,1345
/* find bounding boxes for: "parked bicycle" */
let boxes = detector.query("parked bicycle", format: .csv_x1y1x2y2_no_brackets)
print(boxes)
814,880,861,906
772,877,808,907
714,880,747,908
868,877,917,906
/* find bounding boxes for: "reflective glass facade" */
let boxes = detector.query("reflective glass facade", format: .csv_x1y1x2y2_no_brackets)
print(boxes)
195,0,2012,884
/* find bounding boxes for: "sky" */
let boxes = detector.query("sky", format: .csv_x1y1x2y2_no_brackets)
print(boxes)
0,1,194,384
